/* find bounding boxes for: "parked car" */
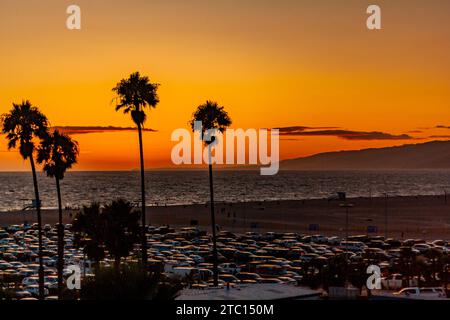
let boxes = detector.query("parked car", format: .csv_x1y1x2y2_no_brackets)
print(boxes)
235,272,263,283
219,263,241,274
382,273,418,290
218,274,240,283
25,285,49,297
394,287,448,300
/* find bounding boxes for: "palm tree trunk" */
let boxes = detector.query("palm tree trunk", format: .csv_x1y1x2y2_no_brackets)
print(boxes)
137,123,147,268
208,145,219,287
55,177,64,300
115,257,121,275
30,156,45,300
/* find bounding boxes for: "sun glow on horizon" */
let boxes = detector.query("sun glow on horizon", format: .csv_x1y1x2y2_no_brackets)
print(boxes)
1,0,450,171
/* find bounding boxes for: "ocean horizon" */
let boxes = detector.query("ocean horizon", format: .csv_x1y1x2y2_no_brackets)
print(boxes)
1,170,450,212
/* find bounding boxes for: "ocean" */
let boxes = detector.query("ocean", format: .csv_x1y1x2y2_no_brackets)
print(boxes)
0,170,450,211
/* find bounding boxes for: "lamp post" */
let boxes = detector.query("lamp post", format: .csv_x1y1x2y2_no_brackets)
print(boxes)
384,193,388,239
340,203,354,242
340,203,354,288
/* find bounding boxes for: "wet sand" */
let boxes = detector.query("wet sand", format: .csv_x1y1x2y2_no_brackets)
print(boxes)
1,195,450,240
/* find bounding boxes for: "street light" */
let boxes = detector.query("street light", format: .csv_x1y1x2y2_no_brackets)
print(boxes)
340,202,354,288
340,203,354,242
384,193,388,239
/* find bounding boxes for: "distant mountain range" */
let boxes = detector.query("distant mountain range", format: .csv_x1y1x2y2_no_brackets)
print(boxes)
280,140,450,170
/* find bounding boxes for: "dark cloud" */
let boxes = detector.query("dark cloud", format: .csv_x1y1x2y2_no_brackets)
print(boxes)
280,138,303,141
276,126,415,141
277,126,340,133
429,135,450,139
52,126,157,135
436,125,450,129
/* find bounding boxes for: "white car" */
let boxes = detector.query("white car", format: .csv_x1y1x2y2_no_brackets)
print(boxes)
394,287,448,300
311,235,328,244
169,267,197,278
22,276,40,287
25,285,49,297
381,274,418,290
412,244,431,254
219,263,241,274
340,241,367,253
0,262,13,270
22,276,52,288
327,236,341,245
191,255,204,264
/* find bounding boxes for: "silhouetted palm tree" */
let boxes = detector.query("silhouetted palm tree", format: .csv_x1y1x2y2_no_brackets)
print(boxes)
102,199,141,270
399,246,417,286
113,72,160,268
37,129,79,299
72,200,141,271
81,264,182,300
72,203,106,268
190,101,232,286
425,247,443,283
1,100,49,299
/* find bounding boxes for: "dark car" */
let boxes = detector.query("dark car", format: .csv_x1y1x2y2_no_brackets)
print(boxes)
235,272,263,282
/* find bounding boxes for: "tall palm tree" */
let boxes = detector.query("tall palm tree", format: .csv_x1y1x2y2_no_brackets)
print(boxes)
1,100,49,299
37,129,79,299
113,72,160,269
190,101,231,286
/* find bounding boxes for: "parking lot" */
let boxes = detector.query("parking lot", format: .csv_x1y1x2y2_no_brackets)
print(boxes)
1,223,450,299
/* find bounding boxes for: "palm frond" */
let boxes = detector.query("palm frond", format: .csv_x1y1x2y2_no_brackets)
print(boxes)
112,72,160,125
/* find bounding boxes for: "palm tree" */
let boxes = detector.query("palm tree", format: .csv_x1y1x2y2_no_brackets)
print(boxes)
72,200,141,271
37,129,79,299
425,248,443,284
399,246,417,286
190,101,232,286
80,264,182,300
1,100,49,299
102,199,141,270
72,203,106,268
113,72,160,268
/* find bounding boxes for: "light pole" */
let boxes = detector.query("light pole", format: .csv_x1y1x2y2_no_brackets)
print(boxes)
340,203,354,288
384,193,388,239
340,203,354,242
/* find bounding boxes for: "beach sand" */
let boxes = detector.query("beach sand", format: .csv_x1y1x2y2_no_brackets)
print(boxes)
1,195,450,240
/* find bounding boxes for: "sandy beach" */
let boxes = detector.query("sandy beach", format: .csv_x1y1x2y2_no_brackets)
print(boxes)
1,195,450,240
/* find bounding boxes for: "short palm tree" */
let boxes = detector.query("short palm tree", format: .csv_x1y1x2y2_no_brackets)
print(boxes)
399,246,417,286
190,101,231,286
1,100,49,299
37,129,79,299
72,200,141,271
113,72,160,268
102,199,141,270
72,203,106,268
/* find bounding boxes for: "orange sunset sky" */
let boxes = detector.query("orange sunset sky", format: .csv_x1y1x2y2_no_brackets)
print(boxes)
1,0,449,171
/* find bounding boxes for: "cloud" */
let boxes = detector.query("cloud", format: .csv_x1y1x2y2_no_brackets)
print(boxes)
436,125,450,129
280,138,303,141
52,126,157,135
276,126,415,141
276,126,340,133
